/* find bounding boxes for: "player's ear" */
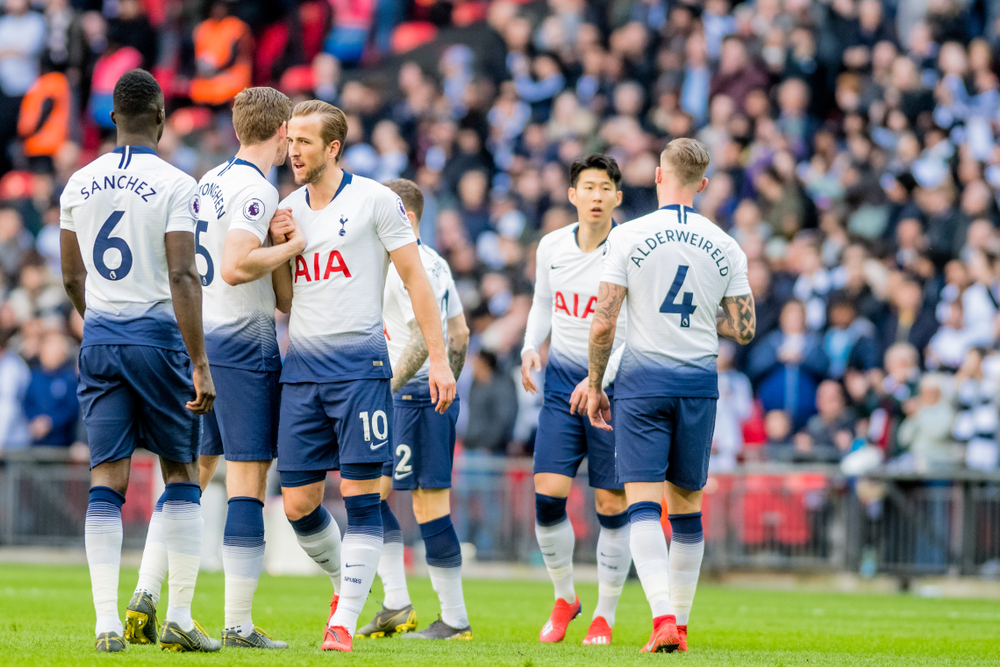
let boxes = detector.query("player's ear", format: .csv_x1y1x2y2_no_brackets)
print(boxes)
614,189,623,207
567,187,577,207
110,111,117,127
654,166,662,185
329,139,341,162
696,176,709,194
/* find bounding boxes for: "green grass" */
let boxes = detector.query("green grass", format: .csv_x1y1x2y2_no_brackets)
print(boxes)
0,564,998,665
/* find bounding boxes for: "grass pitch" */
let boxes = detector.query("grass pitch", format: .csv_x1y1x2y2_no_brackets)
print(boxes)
0,563,998,665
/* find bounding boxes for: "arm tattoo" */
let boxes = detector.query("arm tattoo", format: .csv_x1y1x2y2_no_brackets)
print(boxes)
447,336,467,381
717,293,756,345
588,282,627,391
391,320,429,393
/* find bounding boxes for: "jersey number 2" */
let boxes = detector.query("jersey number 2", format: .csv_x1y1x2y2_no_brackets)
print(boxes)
195,220,214,286
660,265,696,327
94,211,133,281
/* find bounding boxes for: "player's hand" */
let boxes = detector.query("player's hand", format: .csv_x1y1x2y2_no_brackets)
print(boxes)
521,350,541,393
269,208,294,243
186,363,216,414
283,215,307,254
587,387,612,431
569,377,589,415
428,357,456,414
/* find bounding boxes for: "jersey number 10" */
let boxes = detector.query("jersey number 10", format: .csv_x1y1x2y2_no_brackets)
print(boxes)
660,265,696,328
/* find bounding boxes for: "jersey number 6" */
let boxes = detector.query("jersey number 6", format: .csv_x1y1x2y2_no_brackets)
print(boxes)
94,211,133,281
660,265,697,328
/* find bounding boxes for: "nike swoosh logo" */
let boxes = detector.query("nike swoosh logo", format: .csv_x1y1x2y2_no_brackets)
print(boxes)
550,264,565,270
394,471,412,480
345,563,363,568
370,440,387,450
600,552,614,557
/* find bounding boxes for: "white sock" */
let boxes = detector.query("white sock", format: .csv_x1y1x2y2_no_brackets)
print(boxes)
86,487,125,637
290,505,342,594
428,565,468,629
535,518,576,603
330,494,383,635
134,494,166,604
594,520,631,626
222,497,266,631
669,514,705,626
161,483,203,631
629,503,671,618
378,538,411,609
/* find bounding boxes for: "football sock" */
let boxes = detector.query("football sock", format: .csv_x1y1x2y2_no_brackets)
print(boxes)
594,510,631,626
377,500,410,609
223,497,266,634
421,514,468,629
134,491,167,604
668,512,704,626
628,501,672,618
289,504,342,594
162,482,203,631
330,493,383,635
534,493,576,603
86,486,125,636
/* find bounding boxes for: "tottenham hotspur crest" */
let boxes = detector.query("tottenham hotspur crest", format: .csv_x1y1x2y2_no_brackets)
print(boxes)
339,214,348,236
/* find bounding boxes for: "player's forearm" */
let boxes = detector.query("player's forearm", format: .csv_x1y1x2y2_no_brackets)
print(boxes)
225,243,300,285
448,334,468,381
522,295,553,354
169,268,209,367
391,321,429,393
718,294,757,345
271,261,293,314
407,277,448,363
588,316,616,390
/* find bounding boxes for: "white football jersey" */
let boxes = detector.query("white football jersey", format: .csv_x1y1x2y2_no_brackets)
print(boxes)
280,173,417,382
522,223,627,395
383,241,462,400
196,157,280,371
601,204,749,399
59,145,198,350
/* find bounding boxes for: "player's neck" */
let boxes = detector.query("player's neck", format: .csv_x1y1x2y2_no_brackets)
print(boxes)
656,185,697,209
115,133,158,153
234,144,275,178
576,217,613,253
306,164,344,210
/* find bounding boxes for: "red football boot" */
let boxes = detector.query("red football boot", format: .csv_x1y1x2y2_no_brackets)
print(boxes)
539,596,582,642
581,616,612,645
321,625,352,652
327,594,339,626
678,624,688,652
640,614,681,653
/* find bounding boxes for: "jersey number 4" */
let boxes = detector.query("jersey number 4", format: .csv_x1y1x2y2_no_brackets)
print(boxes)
94,211,133,281
660,265,696,327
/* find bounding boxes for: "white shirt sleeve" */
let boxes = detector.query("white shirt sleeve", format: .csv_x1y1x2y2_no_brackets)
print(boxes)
522,238,553,355
724,242,751,297
228,185,278,243
58,179,77,232
165,177,199,234
600,226,629,287
374,190,417,252
445,275,463,318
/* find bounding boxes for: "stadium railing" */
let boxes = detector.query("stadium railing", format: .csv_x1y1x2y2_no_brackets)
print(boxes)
3,451,999,579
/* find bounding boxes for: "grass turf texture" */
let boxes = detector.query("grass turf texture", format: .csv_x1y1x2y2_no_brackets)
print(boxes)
0,564,998,665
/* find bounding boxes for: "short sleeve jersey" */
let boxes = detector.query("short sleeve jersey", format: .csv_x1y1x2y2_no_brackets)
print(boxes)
383,241,462,400
59,146,198,350
195,157,280,371
279,173,417,383
601,204,750,399
524,224,627,395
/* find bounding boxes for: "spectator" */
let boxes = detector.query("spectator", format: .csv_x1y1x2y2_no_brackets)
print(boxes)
0,0,46,173
951,347,1000,471
878,276,938,362
709,35,769,114
749,300,829,432
823,298,879,378
16,62,71,175
190,1,253,108
896,374,959,471
794,380,857,463
0,324,30,451
24,330,77,447
711,340,753,472
463,349,517,455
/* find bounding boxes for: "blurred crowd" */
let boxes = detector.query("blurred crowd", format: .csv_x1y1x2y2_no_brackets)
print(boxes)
0,0,999,475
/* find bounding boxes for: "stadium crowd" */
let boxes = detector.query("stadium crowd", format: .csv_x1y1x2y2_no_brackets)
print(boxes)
0,0,999,475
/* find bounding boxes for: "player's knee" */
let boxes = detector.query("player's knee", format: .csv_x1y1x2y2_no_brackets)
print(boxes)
535,493,569,526
594,489,627,516
281,489,320,521
412,488,449,523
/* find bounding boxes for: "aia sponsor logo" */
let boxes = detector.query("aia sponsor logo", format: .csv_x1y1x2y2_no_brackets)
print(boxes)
294,251,352,283
554,291,597,319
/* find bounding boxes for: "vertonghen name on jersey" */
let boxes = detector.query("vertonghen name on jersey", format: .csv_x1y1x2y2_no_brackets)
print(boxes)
629,228,730,275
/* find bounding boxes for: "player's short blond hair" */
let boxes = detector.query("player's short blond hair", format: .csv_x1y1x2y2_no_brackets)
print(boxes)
383,179,424,223
660,138,711,186
292,99,348,161
232,87,292,146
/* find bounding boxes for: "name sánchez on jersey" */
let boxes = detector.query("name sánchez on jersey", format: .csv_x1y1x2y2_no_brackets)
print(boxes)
78,175,158,203
630,228,731,275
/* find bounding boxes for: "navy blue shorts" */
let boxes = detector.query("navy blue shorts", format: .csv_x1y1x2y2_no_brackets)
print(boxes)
614,396,716,490
533,392,621,490
383,396,460,490
200,367,280,461
78,345,201,468
277,380,393,484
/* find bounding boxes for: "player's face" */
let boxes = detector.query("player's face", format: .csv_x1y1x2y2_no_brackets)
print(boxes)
272,121,289,167
569,168,622,225
287,115,330,185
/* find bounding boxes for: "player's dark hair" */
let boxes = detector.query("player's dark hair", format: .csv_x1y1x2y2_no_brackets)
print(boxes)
112,69,162,119
569,154,622,190
383,179,424,223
